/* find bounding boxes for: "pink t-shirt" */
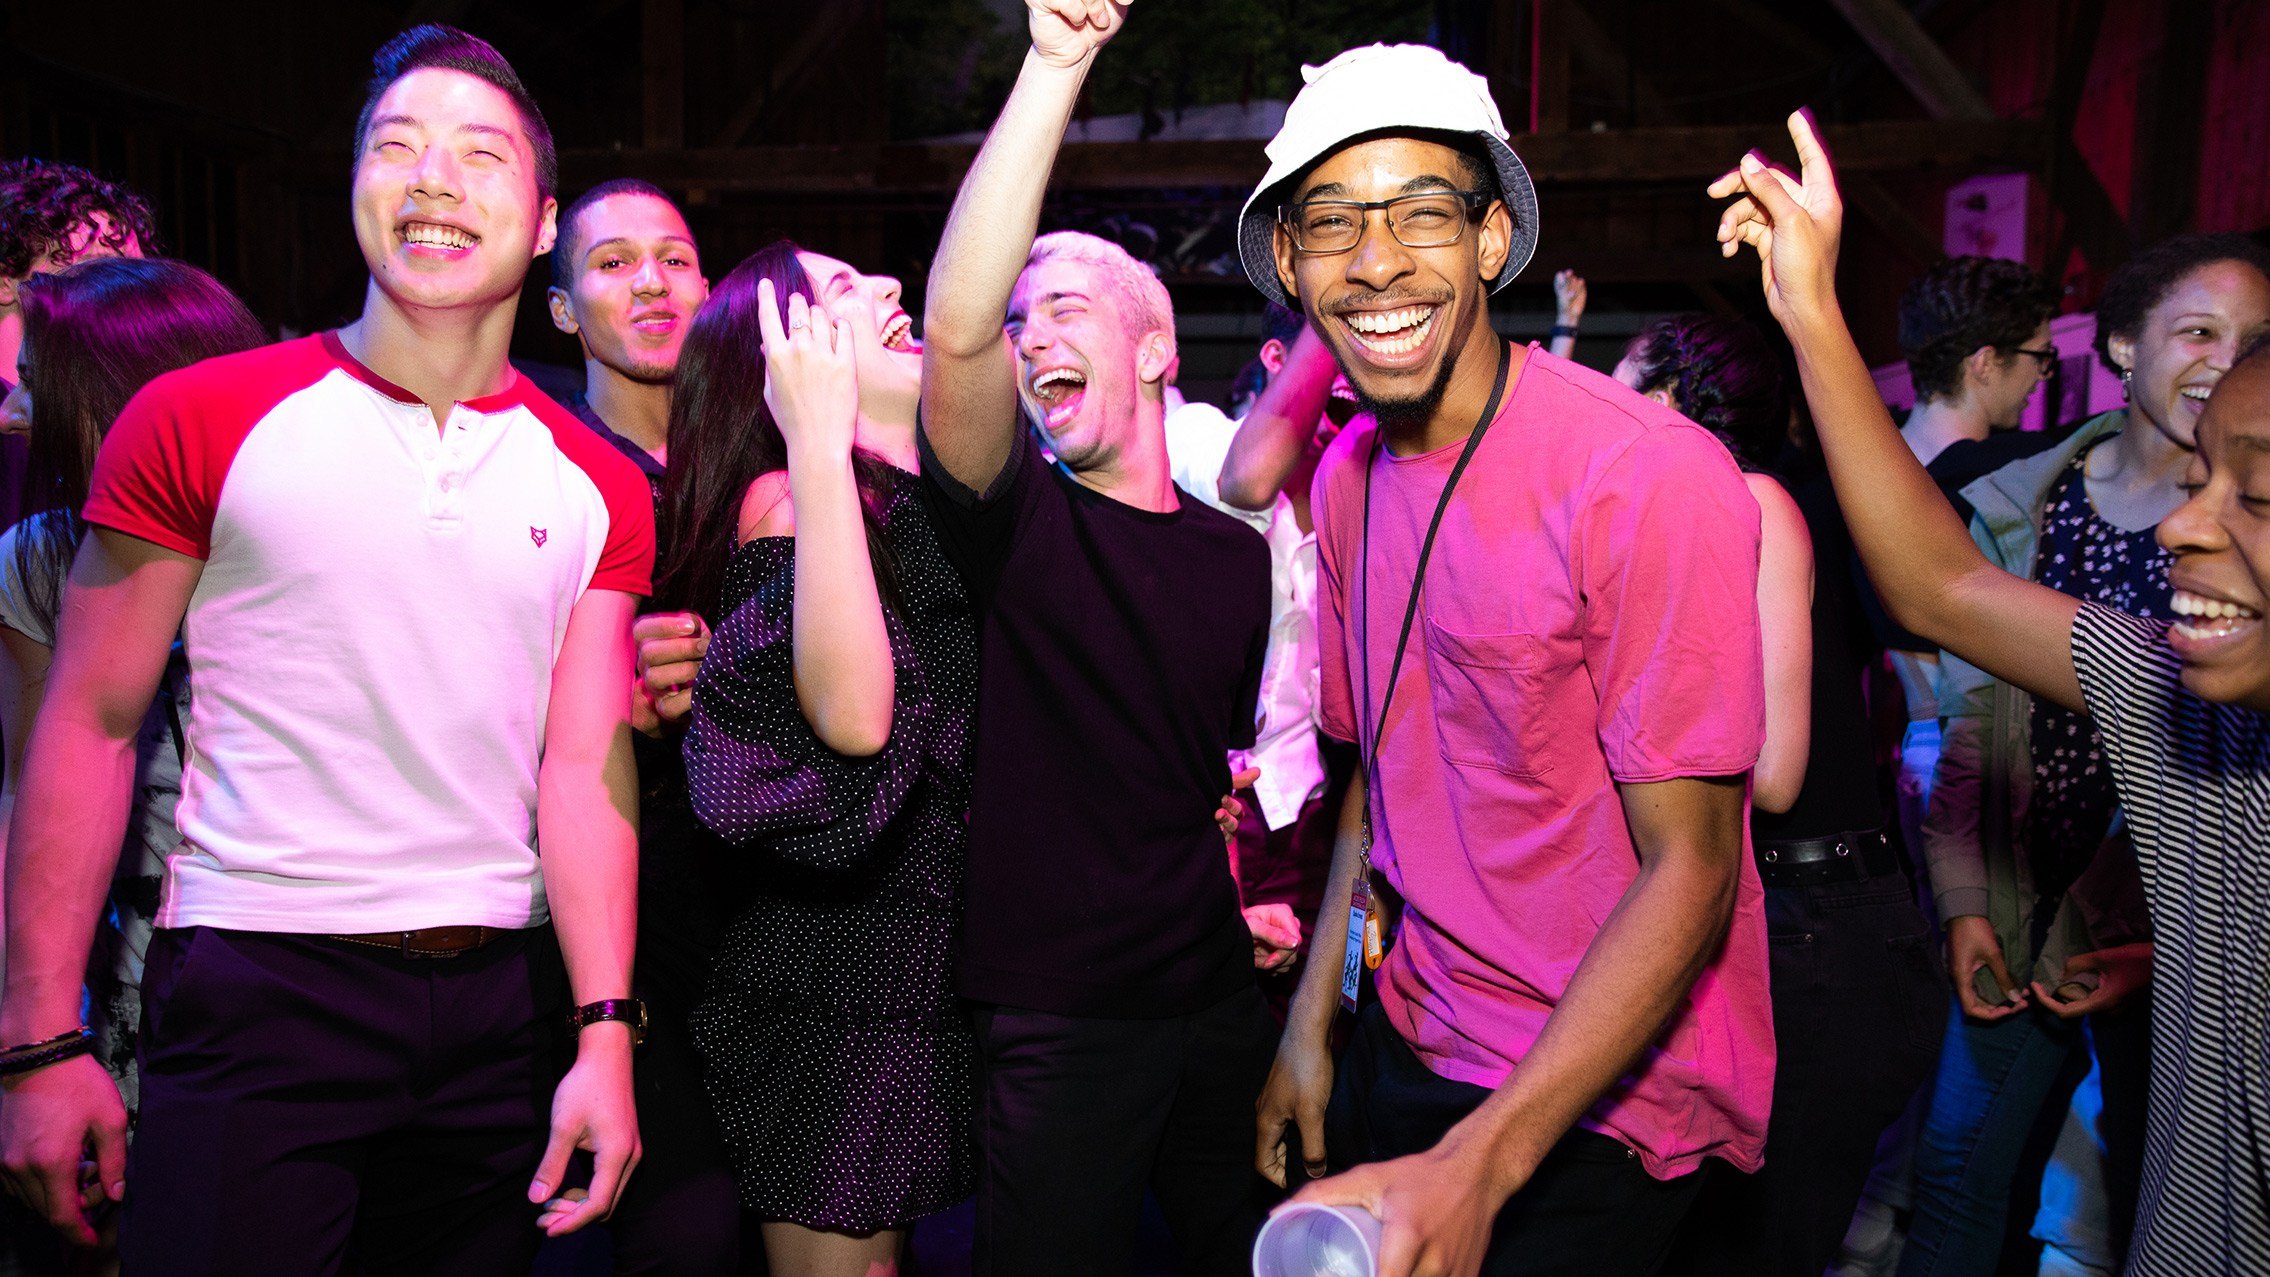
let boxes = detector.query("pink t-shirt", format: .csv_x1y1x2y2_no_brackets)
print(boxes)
1314,346,1773,1179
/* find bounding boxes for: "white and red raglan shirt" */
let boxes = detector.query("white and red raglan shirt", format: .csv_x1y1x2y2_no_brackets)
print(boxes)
82,333,654,934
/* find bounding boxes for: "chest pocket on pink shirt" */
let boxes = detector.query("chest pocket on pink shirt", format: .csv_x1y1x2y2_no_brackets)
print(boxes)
1423,617,1555,780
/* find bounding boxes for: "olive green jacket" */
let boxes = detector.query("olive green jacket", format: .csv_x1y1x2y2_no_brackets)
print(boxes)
1922,409,2153,986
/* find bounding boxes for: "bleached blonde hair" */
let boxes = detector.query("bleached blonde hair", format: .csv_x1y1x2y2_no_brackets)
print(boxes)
1023,231,1177,350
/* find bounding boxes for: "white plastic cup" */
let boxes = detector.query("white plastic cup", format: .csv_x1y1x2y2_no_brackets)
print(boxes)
1251,1202,1384,1277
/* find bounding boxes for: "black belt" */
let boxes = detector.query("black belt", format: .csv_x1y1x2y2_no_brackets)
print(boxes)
1753,828,1901,889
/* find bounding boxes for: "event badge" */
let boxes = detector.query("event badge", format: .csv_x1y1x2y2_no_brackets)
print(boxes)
1340,874,1371,1013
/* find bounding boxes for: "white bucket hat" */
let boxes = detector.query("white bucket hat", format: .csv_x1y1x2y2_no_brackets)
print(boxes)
1238,43,1541,308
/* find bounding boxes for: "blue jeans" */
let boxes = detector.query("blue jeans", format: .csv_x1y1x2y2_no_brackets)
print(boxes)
1899,999,2149,1277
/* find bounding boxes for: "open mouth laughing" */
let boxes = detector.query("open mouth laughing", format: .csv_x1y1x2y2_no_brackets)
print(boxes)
1029,364,1087,430
1332,300,1447,368
2171,586,2263,650
399,218,479,256
881,311,921,354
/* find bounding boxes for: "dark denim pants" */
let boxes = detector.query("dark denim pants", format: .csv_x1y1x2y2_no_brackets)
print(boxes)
1668,873,1948,1276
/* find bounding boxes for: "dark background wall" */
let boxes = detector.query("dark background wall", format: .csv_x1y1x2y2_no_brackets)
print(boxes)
6,0,2266,407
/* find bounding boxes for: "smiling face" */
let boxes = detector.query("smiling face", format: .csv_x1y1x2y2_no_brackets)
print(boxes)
2113,260,2270,452
1272,136,1510,426
1009,255,1169,471
2158,355,2270,708
352,67,556,316
549,193,707,383
797,251,923,424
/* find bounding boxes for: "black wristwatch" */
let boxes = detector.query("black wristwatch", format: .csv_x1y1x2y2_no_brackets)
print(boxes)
568,998,649,1045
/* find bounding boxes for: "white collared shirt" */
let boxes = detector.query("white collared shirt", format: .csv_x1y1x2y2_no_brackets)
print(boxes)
1164,401,1326,830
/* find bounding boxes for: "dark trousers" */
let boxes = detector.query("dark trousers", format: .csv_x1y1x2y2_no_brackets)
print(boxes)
1326,1000,1705,1277
971,985,1276,1277
121,926,569,1276
606,1000,744,1275
1664,873,1948,1276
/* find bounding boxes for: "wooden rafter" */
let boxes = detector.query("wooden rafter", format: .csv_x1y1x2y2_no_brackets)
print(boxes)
1825,0,1995,121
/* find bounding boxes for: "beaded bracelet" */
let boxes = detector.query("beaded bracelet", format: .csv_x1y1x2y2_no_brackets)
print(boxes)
0,1026,95,1079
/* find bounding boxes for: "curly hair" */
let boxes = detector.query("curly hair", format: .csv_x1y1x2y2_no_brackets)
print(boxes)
1896,256,2060,405
0,159,160,281
1621,313,1787,471
2093,233,2270,373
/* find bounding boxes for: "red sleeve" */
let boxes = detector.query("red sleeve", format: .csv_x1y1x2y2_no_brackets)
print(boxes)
81,343,314,559
1576,423,1765,782
528,394,655,597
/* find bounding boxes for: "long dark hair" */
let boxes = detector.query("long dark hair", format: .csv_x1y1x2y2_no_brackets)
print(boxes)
1622,312,1789,472
654,240,901,623
15,257,265,633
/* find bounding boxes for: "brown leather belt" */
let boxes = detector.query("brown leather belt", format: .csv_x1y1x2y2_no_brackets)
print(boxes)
325,925,502,958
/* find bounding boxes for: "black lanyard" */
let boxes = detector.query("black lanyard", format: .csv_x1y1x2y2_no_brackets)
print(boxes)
1357,338,1512,796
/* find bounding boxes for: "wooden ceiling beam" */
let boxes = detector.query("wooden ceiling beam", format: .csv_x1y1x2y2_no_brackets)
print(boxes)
561,119,2048,196
1824,0,1995,122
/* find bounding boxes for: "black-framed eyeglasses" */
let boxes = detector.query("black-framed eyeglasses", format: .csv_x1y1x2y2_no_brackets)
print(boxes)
1278,189,1495,255
2011,344,2059,373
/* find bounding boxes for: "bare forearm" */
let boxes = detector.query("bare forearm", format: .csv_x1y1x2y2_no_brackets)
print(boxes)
926,50,1088,355
1220,326,1335,510
1282,771,1367,1044
788,447,894,755
1442,835,1739,1189
1,727,134,1040
538,761,637,1011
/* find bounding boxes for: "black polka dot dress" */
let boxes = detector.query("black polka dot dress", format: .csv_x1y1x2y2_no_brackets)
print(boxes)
2024,443,2174,907
683,464,978,1232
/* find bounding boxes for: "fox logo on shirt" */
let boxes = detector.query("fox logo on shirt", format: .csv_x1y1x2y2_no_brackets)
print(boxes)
529,527,548,548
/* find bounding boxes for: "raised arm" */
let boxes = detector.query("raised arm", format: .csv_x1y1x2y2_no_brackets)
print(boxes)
1218,322,1336,511
0,528,198,1244
756,278,894,756
919,0,1128,491
528,586,643,1236
1714,113,2083,712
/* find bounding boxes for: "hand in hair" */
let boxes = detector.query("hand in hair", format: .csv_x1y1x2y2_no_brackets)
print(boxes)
1027,0,1129,68
757,278,858,466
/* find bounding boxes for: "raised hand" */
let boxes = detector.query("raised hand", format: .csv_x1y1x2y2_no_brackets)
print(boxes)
1708,109,1843,325
1027,0,1129,69
1552,269,1587,326
756,277,859,465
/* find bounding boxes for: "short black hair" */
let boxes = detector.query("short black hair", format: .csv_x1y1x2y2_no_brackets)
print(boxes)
0,159,160,280
551,179,686,290
1258,301,1305,347
1896,256,2061,404
2094,233,2270,373
353,24,557,202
